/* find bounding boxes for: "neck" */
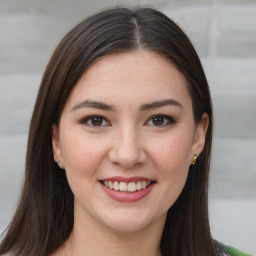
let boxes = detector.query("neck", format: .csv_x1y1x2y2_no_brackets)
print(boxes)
59,209,166,256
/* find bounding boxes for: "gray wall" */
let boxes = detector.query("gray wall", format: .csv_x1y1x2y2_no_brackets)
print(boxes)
0,0,255,254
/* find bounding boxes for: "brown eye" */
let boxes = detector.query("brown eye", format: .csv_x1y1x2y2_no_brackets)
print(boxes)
146,115,175,127
91,117,103,126
152,117,164,126
80,115,110,127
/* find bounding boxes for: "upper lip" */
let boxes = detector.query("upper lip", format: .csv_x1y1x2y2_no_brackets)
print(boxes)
100,176,155,183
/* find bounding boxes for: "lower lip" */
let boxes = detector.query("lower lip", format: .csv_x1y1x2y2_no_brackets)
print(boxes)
100,182,155,202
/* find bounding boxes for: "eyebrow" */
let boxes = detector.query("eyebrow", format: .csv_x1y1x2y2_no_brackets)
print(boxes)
71,98,182,112
71,100,115,111
140,99,182,111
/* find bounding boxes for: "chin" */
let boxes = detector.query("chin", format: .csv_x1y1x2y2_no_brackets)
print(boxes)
100,209,163,234
104,220,150,234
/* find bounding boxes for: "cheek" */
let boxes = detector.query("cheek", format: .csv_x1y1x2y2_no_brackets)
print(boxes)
60,130,105,178
149,134,192,201
61,135,107,204
152,134,192,172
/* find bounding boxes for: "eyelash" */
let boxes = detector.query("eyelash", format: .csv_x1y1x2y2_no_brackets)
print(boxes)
146,114,176,127
80,115,110,127
79,114,175,127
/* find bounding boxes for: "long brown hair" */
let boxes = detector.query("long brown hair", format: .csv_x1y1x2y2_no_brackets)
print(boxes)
0,7,216,256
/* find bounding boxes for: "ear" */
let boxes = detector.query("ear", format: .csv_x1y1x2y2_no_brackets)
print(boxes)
51,124,63,163
191,112,209,157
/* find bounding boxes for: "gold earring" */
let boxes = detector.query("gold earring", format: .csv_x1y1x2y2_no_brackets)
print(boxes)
191,153,198,165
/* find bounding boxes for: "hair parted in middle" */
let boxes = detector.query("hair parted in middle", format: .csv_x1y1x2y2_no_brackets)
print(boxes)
0,7,215,256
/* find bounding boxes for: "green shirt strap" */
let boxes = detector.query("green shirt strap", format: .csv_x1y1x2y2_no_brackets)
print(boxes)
224,245,253,256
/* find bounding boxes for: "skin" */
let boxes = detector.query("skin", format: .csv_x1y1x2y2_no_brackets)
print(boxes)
52,50,209,256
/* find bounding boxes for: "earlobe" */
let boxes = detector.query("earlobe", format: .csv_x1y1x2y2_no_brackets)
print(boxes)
51,124,62,162
192,113,209,155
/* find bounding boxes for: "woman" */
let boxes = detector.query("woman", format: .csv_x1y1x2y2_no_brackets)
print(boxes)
0,7,251,256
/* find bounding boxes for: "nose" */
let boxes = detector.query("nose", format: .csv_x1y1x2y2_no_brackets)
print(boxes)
108,125,147,169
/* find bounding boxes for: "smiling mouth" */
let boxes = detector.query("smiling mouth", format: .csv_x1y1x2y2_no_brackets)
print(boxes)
101,180,155,193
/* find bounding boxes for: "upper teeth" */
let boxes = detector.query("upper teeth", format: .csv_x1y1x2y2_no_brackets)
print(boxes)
103,180,151,192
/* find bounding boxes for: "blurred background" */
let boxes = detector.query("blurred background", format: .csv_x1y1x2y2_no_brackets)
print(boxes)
0,0,255,254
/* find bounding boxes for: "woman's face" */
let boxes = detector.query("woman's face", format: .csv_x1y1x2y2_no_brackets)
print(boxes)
52,51,208,233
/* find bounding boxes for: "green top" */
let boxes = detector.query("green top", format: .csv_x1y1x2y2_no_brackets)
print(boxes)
216,241,253,256
224,245,253,256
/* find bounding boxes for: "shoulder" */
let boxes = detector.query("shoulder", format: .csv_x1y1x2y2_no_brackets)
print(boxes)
215,241,253,256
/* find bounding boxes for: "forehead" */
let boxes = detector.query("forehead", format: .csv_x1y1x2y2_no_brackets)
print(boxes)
79,50,185,84
65,50,191,108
